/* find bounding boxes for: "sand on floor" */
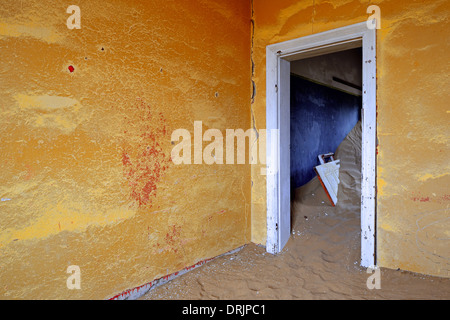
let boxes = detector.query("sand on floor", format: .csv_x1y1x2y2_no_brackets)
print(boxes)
140,122,450,300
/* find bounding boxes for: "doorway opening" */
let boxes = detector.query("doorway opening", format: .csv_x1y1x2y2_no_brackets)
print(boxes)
290,47,363,266
265,22,376,268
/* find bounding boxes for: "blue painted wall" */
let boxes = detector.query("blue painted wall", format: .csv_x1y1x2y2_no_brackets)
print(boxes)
290,75,361,189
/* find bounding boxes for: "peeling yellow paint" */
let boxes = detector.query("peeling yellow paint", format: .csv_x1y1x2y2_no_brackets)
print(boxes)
0,203,136,245
12,94,89,134
15,94,80,111
380,223,398,233
417,173,449,182
377,178,387,197
0,22,63,43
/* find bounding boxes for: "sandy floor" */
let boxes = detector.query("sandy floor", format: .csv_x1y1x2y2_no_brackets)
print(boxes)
140,205,449,300
140,122,450,300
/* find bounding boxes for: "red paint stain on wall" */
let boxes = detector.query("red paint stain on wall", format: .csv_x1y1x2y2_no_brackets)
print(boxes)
411,193,450,203
165,225,181,242
410,191,431,202
411,194,430,202
122,99,171,207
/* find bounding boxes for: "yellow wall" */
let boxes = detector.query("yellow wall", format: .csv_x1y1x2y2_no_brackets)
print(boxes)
251,0,449,277
0,0,251,299
1,0,448,300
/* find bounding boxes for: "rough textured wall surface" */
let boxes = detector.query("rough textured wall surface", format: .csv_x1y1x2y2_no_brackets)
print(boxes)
251,0,449,277
0,0,251,299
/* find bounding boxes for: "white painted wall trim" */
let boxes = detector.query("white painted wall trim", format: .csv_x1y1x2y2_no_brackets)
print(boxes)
265,21,377,268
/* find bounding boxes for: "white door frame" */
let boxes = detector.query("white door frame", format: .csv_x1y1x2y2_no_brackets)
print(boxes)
265,21,377,268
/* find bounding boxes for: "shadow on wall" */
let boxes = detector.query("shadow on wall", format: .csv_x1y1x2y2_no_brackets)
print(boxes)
290,75,361,190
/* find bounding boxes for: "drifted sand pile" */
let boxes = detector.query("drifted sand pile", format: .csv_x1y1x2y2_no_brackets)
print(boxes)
141,121,449,300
